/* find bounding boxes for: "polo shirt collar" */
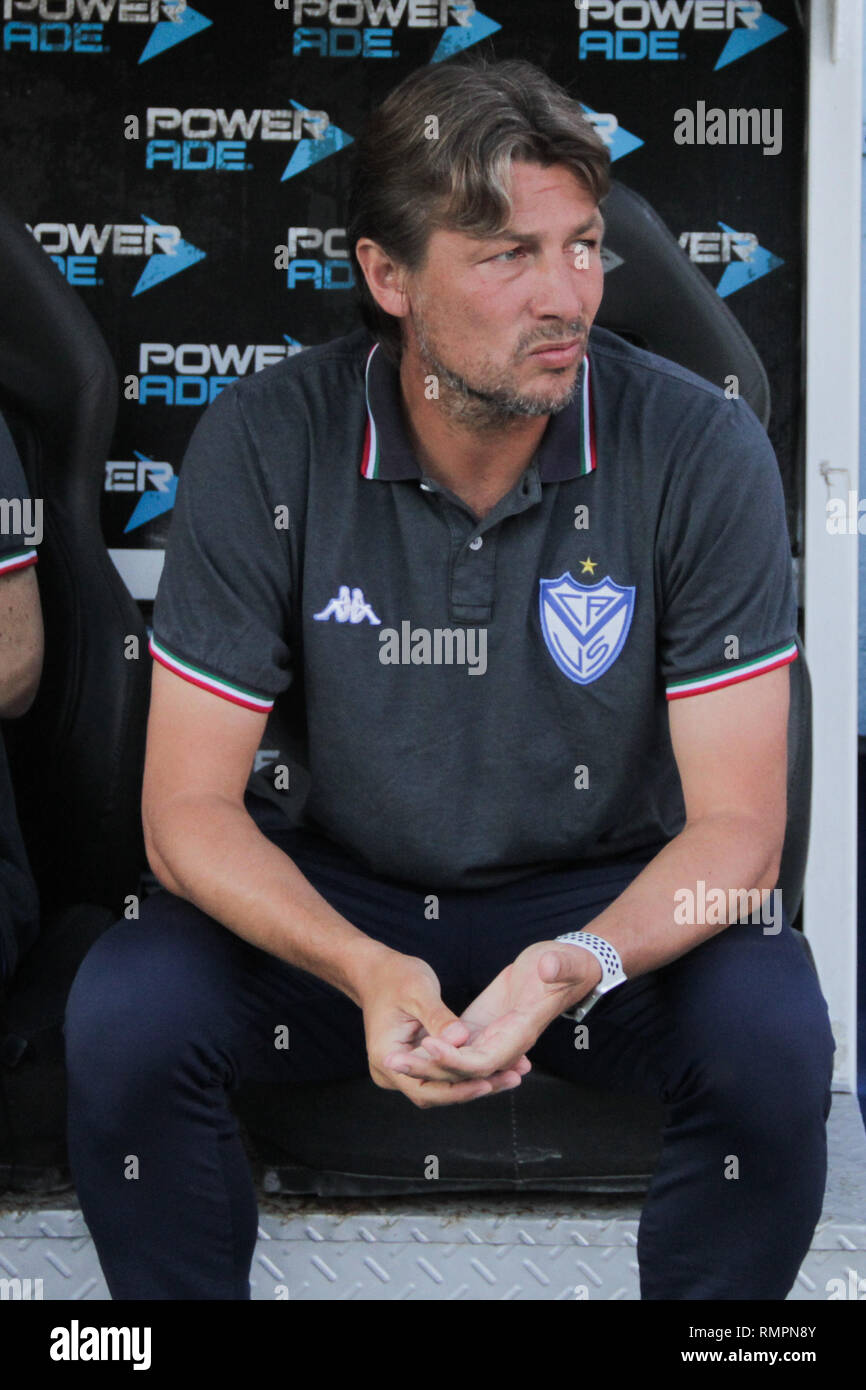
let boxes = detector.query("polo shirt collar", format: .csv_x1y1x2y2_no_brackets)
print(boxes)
359,339,597,483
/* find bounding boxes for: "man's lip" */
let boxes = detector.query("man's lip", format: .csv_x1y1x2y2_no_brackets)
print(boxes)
528,338,582,354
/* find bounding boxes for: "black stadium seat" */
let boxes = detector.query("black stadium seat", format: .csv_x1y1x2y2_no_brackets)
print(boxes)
0,193,150,1187
0,179,813,1197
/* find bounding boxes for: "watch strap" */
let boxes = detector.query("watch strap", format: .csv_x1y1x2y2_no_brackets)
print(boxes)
553,931,627,1022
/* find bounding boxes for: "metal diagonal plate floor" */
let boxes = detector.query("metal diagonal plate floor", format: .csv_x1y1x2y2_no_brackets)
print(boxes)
1,1093,864,1301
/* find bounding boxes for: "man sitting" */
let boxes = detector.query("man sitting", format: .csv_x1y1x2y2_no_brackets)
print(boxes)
64,56,834,1302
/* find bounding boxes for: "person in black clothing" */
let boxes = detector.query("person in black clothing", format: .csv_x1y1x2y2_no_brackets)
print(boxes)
0,412,42,982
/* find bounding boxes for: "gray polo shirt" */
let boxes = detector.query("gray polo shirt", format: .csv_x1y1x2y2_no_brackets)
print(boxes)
150,323,798,891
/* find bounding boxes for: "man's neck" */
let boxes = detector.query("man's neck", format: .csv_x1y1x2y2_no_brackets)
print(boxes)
398,348,549,519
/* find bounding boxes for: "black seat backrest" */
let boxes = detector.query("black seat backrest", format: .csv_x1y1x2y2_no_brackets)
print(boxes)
596,179,771,427
0,197,151,919
596,179,809,919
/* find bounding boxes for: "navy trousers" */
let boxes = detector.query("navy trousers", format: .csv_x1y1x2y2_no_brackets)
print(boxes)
64,817,835,1300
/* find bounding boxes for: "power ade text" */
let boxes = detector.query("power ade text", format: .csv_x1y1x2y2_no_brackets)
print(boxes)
105,459,174,491
3,0,172,53
29,222,179,254
678,231,758,262
144,107,329,172
286,227,352,291
290,0,475,58
576,0,763,61
291,0,472,20
28,221,180,286
3,1,167,13
136,342,297,405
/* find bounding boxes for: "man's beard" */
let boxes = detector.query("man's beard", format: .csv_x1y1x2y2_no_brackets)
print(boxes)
411,308,585,432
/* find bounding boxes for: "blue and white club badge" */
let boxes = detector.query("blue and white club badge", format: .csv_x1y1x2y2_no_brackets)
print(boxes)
539,572,636,685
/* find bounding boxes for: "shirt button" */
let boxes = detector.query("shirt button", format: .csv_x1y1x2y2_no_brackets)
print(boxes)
469,536,483,551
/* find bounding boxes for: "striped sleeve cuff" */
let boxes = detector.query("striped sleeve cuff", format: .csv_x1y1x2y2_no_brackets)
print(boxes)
0,549,38,575
148,635,275,712
665,640,798,701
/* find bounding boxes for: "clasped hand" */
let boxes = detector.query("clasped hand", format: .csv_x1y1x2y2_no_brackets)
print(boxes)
363,939,601,1110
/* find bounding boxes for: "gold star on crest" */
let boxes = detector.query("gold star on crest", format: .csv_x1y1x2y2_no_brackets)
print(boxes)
579,556,598,575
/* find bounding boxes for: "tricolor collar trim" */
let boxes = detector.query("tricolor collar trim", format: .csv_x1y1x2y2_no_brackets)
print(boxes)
578,350,596,477
360,343,381,479
360,340,597,483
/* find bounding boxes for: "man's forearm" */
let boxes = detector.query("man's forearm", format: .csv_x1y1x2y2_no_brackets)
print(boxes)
145,795,398,1006
576,813,784,980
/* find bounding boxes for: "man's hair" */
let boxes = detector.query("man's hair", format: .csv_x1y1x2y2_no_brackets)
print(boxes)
345,57,612,365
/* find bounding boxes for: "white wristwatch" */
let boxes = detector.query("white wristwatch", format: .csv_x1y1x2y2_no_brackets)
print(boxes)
554,931,627,1022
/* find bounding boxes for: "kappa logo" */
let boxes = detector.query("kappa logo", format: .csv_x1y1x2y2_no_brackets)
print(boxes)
539,572,635,684
313,585,381,624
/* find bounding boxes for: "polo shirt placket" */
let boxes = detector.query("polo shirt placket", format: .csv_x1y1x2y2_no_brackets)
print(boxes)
361,340,592,627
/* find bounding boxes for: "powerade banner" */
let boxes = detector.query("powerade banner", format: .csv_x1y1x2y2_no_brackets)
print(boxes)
0,0,805,605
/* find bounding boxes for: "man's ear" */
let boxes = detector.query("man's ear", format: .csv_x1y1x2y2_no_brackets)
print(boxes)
355,238,409,321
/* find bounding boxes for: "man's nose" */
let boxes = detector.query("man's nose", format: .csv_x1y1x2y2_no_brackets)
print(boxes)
529,252,596,323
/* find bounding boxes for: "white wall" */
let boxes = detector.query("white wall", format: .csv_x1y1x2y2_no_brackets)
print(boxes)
803,0,862,1093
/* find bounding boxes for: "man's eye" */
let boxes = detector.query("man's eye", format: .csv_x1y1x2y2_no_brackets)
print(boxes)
492,240,598,263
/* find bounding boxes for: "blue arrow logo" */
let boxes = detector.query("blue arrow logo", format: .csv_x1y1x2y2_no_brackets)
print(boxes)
579,103,643,162
139,4,213,64
431,6,501,62
132,216,206,297
281,101,354,182
124,454,178,532
714,8,787,70
715,221,783,298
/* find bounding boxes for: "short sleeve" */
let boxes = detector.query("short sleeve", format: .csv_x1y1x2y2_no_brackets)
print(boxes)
0,414,38,575
150,384,292,712
657,396,798,700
